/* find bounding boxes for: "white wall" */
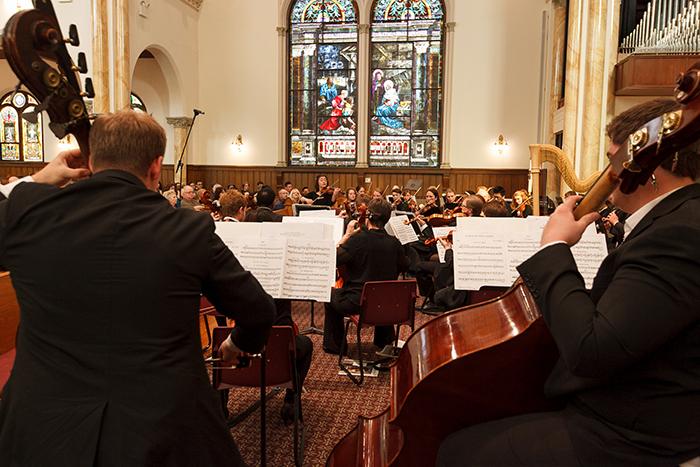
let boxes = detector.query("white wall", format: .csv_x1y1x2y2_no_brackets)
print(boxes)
132,58,175,163
129,0,199,164
449,0,545,168
197,0,546,169
197,0,280,166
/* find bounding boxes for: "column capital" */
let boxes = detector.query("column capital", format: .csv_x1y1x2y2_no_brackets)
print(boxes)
359,23,370,34
277,26,288,36
445,22,456,32
167,117,193,128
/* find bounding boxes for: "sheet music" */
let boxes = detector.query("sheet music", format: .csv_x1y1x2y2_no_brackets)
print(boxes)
453,217,607,290
229,238,285,297
386,215,419,245
283,216,344,244
215,222,337,301
281,239,336,302
431,226,453,263
299,209,337,218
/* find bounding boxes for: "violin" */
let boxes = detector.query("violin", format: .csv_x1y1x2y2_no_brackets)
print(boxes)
423,230,454,246
327,61,700,467
426,209,466,228
3,1,93,163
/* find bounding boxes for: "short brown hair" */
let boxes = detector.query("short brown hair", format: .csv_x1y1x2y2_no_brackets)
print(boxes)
90,110,166,176
462,195,484,217
606,98,699,179
483,200,509,217
219,190,246,218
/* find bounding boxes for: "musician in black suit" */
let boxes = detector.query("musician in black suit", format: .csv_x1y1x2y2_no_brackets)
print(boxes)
0,110,276,467
438,99,700,465
244,184,314,425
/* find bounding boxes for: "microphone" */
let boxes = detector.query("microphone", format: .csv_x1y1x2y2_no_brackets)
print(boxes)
193,108,205,116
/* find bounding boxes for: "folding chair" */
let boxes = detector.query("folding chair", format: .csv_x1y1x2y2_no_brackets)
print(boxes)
200,296,227,351
211,326,304,467
339,280,417,385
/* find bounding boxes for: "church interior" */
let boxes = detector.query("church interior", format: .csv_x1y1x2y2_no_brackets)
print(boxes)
0,0,699,466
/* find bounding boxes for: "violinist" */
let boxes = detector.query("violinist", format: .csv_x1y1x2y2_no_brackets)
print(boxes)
342,187,358,218
510,189,533,218
439,99,700,466
323,199,410,354
394,189,414,212
443,188,460,211
303,174,339,207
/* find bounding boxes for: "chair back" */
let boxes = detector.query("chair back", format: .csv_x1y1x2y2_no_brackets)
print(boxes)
359,280,416,327
211,326,296,390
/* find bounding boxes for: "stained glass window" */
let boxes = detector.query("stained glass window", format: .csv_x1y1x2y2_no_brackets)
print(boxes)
370,0,444,167
289,0,359,166
0,91,43,162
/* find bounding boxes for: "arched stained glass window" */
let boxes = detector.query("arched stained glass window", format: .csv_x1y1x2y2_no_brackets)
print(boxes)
289,0,359,166
370,0,444,167
0,91,43,162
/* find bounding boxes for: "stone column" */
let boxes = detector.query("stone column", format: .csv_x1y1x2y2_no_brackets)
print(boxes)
167,117,193,185
277,26,288,167
356,23,370,168
91,0,110,113
112,0,131,110
440,22,456,169
562,0,619,181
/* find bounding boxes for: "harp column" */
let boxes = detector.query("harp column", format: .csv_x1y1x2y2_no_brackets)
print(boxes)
562,0,620,185
167,117,193,185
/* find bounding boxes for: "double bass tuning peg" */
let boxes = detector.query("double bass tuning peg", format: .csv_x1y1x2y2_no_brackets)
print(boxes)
65,24,79,47
72,52,88,74
82,78,95,99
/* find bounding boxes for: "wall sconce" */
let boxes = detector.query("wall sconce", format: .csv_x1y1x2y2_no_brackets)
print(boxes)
492,134,510,155
232,134,244,153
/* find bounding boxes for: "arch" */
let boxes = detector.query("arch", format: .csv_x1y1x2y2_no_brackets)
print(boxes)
131,44,184,116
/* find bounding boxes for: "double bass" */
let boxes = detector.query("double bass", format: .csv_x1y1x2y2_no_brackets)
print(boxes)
327,61,700,466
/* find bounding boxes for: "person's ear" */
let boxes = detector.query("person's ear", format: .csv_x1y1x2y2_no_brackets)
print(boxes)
147,156,164,191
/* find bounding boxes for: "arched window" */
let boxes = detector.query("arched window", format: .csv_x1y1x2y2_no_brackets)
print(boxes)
130,92,148,113
289,0,359,166
370,0,444,167
0,91,43,162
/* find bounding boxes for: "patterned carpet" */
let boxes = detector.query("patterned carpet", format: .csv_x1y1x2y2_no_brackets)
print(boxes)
205,300,433,467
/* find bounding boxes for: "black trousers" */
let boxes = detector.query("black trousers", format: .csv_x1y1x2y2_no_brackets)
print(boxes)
437,410,581,467
322,288,394,352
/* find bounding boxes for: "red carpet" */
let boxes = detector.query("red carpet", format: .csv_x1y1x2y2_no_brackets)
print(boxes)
215,301,432,467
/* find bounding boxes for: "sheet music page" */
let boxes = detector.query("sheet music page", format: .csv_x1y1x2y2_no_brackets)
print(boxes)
387,215,419,245
283,216,344,244
571,224,609,288
453,218,511,290
263,222,327,240
431,226,453,263
228,238,286,298
453,217,608,290
215,222,263,249
299,209,337,218
281,238,336,302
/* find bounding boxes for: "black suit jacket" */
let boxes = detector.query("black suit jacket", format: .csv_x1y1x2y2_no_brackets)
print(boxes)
518,183,700,463
0,170,275,466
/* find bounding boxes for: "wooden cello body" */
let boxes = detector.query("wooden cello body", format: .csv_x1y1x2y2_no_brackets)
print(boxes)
327,280,561,467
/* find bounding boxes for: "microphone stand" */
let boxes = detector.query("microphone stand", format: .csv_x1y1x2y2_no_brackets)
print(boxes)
175,110,203,186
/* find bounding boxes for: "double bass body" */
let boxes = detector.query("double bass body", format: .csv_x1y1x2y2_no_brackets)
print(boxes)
327,281,561,467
